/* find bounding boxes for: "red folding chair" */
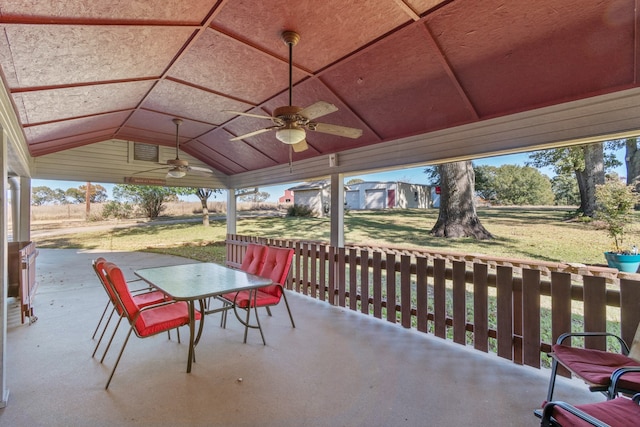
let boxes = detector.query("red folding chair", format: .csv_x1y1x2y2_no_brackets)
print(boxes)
546,323,640,402
220,246,295,344
540,393,640,426
102,262,201,389
91,258,171,360
219,243,266,326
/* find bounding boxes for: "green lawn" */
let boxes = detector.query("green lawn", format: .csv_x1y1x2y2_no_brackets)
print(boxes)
33,206,640,267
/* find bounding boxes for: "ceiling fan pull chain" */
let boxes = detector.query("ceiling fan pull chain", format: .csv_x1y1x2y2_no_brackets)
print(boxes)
289,146,293,173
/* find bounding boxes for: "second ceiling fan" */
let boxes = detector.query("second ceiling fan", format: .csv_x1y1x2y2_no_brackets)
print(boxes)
226,30,363,153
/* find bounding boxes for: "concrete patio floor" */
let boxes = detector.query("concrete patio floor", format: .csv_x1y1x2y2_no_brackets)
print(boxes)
0,249,602,427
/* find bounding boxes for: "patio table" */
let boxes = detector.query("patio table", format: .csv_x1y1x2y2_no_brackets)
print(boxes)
135,262,272,373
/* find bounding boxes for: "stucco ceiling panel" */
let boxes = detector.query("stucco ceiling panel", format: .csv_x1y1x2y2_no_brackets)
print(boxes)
0,0,214,23
404,0,448,16
198,126,285,170
125,110,214,140
427,0,635,116
321,24,475,139
23,111,130,145
169,29,306,105
141,79,253,125
180,138,247,176
212,0,411,71
0,24,194,88
13,80,154,125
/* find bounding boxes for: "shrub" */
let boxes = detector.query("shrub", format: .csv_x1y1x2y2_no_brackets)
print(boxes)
594,179,639,252
286,204,315,217
102,201,133,220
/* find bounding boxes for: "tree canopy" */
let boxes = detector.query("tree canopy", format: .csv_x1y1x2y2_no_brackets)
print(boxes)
113,185,187,219
474,164,554,205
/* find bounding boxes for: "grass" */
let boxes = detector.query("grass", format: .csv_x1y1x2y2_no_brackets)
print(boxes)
33,206,640,266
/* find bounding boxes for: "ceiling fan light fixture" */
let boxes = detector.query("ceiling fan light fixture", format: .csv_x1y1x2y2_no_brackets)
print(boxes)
167,168,186,178
276,126,306,145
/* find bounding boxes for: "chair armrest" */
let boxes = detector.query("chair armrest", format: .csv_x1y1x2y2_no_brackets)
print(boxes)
608,366,640,397
556,332,630,355
540,401,609,427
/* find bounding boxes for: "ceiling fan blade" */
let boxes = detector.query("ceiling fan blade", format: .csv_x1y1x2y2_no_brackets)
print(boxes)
309,122,363,139
230,126,277,141
291,139,308,153
224,110,273,120
131,166,170,176
188,166,215,175
299,101,338,120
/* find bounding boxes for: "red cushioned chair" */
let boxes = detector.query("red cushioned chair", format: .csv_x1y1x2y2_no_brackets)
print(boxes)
220,246,295,345
102,262,201,389
91,258,171,360
546,324,640,402
240,243,266,274
539,391,640,426
219,243,266,326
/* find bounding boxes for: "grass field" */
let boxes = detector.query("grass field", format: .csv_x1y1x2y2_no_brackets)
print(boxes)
32,206,640,267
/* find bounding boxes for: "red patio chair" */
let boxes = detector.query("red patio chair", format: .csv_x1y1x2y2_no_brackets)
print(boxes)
91,258,171,360
240,243,266,274
546,323,640,402
220,246,295,344
539,392,640,426
219,243,266,326
102,262,200,389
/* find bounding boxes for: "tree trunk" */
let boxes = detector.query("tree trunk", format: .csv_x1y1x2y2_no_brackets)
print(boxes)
200,199,209,227
576,143,605,217
196,188,213,226
430,161,493,239
625,137,640,186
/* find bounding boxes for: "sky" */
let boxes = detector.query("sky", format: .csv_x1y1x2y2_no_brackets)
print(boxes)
32,149,627,203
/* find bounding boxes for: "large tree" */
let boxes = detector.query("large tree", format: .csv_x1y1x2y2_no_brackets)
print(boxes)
474,164,554,205
113,185,180,219
168,187,222,226
430,161,493,239
624,137,640,187
550,173,580,206
527,142,617,216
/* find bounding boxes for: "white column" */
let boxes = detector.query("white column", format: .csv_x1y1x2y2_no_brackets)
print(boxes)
330,173,344,248
6,177,28,243
18,177,30,242
226,189,237,236
7,177,18,242
0,128,9,407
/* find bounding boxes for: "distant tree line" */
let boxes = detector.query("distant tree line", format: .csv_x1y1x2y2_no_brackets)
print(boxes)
32,183,108,206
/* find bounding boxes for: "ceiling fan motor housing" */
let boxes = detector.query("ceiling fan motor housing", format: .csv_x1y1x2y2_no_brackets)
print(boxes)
167,158,188,167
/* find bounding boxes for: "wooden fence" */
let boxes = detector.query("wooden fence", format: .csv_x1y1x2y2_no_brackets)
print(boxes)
226,234,640,370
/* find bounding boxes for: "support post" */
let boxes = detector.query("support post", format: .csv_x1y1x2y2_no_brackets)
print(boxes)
330,173,344,248
7,176,30,242
18,177,30,242
226,188,237,235
0,128,9,407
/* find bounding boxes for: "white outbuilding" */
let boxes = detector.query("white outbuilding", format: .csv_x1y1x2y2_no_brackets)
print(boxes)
288,180,436,216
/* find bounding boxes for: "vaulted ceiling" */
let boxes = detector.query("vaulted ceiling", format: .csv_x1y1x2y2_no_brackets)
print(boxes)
0,0,639,187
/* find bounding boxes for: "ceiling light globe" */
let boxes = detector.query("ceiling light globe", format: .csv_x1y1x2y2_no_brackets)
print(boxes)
276,127,306,144
167,169,186,178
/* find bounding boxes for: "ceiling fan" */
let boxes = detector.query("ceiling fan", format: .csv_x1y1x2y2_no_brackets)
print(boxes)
225,30,363,153
133,118,215,179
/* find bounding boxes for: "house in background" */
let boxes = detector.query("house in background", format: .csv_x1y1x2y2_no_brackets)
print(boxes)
345,181,434,210
288,181,333,216
278,189,294,204
289,180,436,216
